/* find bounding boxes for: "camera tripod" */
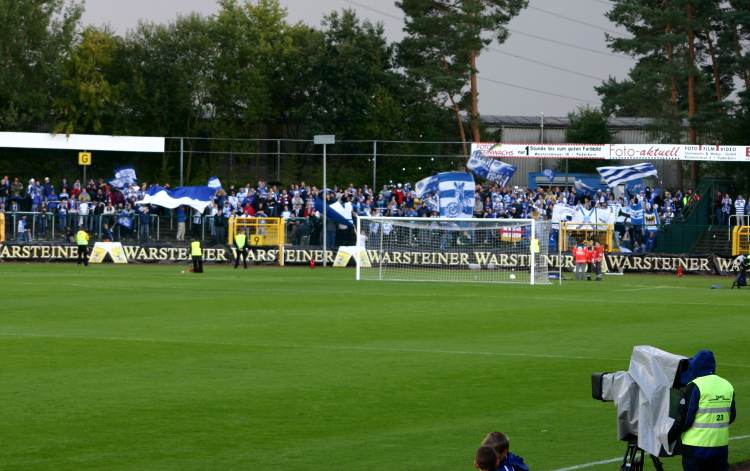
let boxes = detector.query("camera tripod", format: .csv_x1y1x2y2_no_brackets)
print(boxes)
621,441,664,471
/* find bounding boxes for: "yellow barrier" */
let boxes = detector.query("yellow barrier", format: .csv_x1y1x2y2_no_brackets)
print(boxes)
0,213,4,243
732,226,750,256
559,222,614,252
228,217,285,265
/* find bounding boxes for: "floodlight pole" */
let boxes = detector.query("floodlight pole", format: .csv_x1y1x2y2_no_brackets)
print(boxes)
314,135,335,267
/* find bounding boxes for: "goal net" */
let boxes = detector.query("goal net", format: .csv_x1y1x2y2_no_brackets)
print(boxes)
356,216,551,284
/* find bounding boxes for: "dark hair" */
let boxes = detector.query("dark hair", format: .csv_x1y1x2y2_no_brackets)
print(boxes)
475,446,498,471
481,431,509,455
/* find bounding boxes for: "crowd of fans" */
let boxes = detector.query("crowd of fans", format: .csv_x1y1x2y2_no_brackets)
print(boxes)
0,174,745,248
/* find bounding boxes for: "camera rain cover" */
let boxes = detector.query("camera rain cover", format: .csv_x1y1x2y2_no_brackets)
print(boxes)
611,345,686,456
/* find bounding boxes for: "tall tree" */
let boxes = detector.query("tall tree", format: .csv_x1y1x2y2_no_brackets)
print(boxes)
397,0,527,154
54,27,120,134
598,0,747,185
0,0,81,130
565,106,613,173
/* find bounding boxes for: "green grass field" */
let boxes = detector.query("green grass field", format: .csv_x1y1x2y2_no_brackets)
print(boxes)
1,264,748,470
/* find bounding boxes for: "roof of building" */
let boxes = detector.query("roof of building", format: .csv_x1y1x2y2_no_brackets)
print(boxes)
481,115,664,128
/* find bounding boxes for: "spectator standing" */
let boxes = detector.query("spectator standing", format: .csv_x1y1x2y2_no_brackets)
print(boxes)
17,215,29,242
213,208,227,245
138,206,150,242
721,194,732,226
175,206,186,241
734,195,747,224
0,176,9,207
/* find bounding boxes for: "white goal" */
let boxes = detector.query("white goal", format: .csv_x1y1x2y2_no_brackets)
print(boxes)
355,216,551,284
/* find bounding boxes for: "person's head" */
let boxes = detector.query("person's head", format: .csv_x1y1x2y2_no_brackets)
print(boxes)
474,446,499,471
481,431,510,460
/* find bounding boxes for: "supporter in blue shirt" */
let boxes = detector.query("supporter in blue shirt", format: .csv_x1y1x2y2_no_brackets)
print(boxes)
480,432,529,471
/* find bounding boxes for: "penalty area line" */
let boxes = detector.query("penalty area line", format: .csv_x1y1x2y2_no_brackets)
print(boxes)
553,435,750,471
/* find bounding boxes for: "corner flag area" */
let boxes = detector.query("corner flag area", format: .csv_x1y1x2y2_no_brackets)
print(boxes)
0,264,747,469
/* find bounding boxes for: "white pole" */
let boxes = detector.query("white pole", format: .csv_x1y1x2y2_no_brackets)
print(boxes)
322,143,327,267
530,219,536,285
372,140,377,191
355,215,361,280
179,138,184,186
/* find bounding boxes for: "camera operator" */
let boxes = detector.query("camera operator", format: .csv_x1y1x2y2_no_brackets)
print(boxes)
672,350,736,471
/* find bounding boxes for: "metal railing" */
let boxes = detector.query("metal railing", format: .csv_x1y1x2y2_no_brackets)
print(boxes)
1,211,321,246
728,215,750,239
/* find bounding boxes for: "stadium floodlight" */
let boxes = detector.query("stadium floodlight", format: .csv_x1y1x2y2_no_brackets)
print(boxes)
355,216,550,284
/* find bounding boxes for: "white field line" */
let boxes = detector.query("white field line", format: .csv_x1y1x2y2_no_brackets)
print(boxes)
614,285,686,292
0,332,625,362
2,333,750,368
553,434,750,471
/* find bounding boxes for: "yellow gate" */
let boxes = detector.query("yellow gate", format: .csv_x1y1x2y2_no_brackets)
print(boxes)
732,226,750,256
228,217,285,265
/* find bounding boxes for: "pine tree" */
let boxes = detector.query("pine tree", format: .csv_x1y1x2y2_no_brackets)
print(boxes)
397,0,527,154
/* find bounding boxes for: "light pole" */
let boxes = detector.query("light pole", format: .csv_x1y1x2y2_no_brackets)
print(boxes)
314,134,335,266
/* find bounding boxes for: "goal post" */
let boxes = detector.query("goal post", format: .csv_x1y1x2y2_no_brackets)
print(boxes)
355,216,550,284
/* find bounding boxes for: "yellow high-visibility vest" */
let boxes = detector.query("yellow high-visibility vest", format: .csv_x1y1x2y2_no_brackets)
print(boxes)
191,241,202,257
76,230,89,245
681,374,734,447
235,233,247,249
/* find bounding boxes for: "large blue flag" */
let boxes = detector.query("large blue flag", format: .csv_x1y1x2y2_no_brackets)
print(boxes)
138,185,215,213
466,150,516,186
437,172,475,218
314,194,353,227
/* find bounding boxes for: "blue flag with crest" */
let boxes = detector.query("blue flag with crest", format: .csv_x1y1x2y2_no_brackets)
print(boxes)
437,172,475,218
466,150,516,186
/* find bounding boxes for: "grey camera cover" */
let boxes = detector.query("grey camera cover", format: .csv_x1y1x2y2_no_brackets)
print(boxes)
606,345,686,456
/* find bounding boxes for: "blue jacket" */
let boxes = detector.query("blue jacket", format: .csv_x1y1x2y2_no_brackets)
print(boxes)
498,452,529,471
176,207,186,223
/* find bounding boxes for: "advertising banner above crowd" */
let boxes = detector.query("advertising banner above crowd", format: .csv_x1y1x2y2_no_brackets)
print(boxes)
471,143,750,162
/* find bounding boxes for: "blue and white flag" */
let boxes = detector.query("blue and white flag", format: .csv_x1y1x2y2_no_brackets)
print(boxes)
543,168,556,182
314,196,353,227
208,176,222,190
466,150,516,186
137,185,215,213
117,213,133,229
597,163,658,187
109,167,137,190
415,175,439,199
437,172,475,218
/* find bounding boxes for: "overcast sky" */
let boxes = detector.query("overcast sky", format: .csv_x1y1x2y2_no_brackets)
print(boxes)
81,0,635,117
